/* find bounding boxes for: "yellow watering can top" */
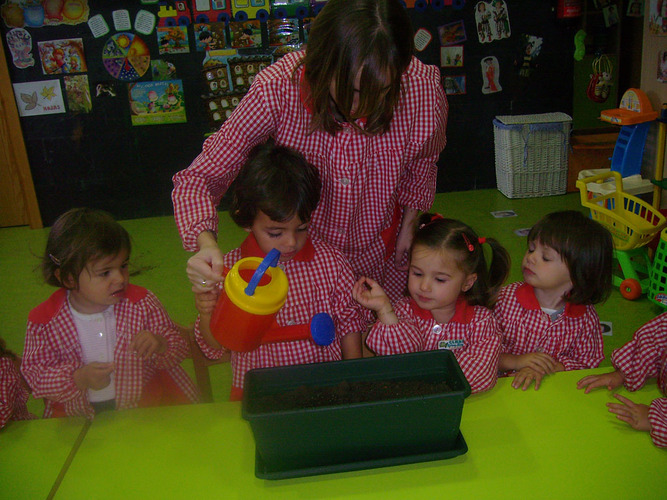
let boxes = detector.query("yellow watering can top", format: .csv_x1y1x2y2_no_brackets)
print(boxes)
224,249,288,315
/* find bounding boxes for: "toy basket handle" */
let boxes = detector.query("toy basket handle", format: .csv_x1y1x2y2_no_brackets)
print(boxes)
245,249,280,296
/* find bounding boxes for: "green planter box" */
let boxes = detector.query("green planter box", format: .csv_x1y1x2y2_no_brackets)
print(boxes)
242,350,471,479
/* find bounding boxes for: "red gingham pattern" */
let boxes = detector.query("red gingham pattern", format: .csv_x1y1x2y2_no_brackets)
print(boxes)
172,50,448,300
611,312,667,447
0,357,35,428
365,297,501,393
494,282,604,371
22,286,199,418
195,235,367,394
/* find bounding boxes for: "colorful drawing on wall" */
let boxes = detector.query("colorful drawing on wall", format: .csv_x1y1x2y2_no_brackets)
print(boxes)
64,74,92,113
481,56,501,94
268,18,299,46
659,50,667,83
648,0,667,35
438,20,466,46
194,22,226,51
442,75,466,95
626,0,643,17
1,0,89,29
128,79,186,126
12,79,65,116
441,45,463,67
516,34,543,78
475,1,510,44
102,32,150,81
414,28,433,52
229,20,261,48
5,27,34,68
157,26,190,54
37,38,86,75
151,59,177,80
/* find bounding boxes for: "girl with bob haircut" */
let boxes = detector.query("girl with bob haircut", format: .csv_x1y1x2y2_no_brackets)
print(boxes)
173,0,448,311
353,215,510,393
494,210,613,391
193,141,366,401
22,208,199,418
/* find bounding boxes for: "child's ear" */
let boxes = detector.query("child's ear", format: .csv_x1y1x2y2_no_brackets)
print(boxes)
56,270,76,289
462,273,478,292
243,227,251,233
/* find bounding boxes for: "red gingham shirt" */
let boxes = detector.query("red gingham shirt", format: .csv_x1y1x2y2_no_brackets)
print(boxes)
494,282,604,371
22,286,199,418
194,234,367,397
0,357,35,428
365,297,500,393
172,50,448,300
611,312,667,448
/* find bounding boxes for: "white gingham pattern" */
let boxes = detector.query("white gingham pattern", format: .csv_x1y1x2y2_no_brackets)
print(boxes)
195,235,367,395
365,297,501,393
22,286,199,418
611,312,667,447
0,357,35,427
494,282,604,371
172,50,448,300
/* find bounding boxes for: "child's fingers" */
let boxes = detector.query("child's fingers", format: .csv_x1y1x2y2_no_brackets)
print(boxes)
611,393,635,407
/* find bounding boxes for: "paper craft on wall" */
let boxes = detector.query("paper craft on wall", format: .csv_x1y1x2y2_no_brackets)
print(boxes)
230,20,261,48
157,26,190,54
441,45,463,67
1,0,90,28
516,34,542,78
481,56,501,93
64,74,92,113
5,27,34,68
443,75,466,95
658,50,667,83
151,59,177,80
475,1,510,44
414,28,433,52
38,38,86,75
438,20,466,46
128,79,186,126
194,22,226,51
648,0,667,34
12,79,65,116
103,32,150,81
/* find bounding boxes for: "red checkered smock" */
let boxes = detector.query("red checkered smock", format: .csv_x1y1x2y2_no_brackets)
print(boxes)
22,285,199,418
494,282,604,371
172,50,448,300
365,297,500,393
0,357,35,428
611,312,667,448
194,234,367,400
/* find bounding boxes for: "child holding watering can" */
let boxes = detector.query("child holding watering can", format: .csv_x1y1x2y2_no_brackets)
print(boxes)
193,141,366,400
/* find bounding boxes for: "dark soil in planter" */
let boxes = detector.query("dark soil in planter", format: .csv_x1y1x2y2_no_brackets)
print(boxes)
255,379,453,412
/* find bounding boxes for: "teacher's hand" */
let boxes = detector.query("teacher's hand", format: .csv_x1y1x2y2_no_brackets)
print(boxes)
187,231,224,293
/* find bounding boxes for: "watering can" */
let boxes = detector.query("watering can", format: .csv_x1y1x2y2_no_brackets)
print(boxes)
210,249,335,351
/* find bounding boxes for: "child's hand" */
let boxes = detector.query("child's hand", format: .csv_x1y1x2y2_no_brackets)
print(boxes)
607,393,652,432
194,289,220,315
514,352,558,374
130,330,167,359
74,362,114,391
577,370,625,393
352,277,390,313
511,366,545,391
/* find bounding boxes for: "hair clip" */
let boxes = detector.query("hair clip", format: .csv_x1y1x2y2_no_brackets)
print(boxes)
461,233,474,252
478,237,487,245
48,253,61,266
418,213,445,230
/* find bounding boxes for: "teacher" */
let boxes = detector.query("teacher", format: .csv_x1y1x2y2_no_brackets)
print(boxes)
172,0,448,302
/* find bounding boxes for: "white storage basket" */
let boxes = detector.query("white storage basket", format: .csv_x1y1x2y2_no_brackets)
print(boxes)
493,112,572,198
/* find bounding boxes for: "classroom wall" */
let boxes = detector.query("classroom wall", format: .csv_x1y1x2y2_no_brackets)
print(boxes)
1,1,579,226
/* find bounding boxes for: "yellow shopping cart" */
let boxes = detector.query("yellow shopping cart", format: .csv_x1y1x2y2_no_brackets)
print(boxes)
577,171,667,299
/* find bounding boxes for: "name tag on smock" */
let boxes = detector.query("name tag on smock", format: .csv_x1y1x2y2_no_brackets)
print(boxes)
438,339,464,350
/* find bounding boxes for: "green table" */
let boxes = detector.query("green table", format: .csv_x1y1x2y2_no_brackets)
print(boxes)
49,368,665,499
0,415,87,499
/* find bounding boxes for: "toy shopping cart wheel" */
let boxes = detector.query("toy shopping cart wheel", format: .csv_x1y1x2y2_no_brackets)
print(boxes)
577,171,667,299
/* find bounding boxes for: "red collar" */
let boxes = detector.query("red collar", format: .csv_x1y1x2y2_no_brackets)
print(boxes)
409,297,475,324
515,282,586,318
239,233,315,262
28,285,147,324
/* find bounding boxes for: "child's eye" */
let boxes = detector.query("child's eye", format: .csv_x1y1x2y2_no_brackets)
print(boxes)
435,277,446,283
297,226,308,233
267,232,282,238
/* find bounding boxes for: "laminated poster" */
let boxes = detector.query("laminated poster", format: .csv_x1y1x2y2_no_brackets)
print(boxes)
649,0,667,35
38,38,86,75
129,79,186,126
64,74,92,113
5,28,34,68
13,79,65,117
157,26,190,54
474,1,511,44
1,0,89,29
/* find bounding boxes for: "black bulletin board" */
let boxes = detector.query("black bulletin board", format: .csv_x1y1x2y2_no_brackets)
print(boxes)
2,1,577,226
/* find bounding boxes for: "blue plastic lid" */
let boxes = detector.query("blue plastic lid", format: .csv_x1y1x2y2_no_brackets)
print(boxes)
310,313,335,346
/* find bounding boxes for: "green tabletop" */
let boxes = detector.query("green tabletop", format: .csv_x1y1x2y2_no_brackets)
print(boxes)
50,368,665,499
0,415,87,499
